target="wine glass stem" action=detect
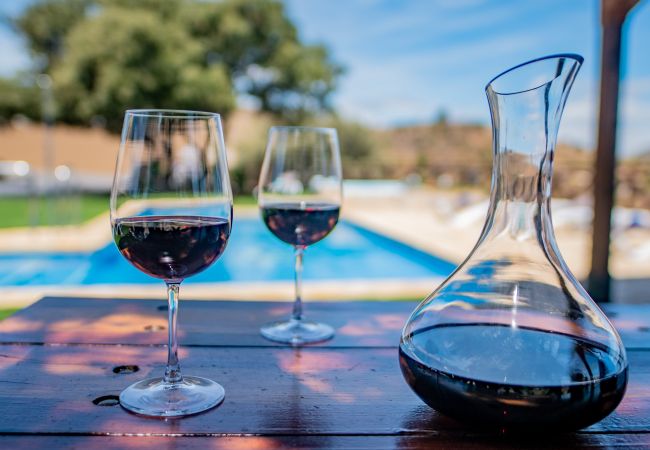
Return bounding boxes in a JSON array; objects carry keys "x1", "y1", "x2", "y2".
[
  {"x1": 164, "y1": 281, "x2": 182, "y2": 383},
  {"x1": 292, "y1": 246, "x2": 305, "y2": 321}
]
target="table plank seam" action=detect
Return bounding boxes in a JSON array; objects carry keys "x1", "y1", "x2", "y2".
[
  {"x1": 2, "y1": 341, "x2": 650, "y2": 354},
  {"x1": 0, "y1": 341, "x2": 401, "y2": 350}
]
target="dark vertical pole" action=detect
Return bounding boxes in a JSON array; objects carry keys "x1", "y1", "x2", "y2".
[{"x1": 588, "y1": 0, "x2": 639, "y2": 302}]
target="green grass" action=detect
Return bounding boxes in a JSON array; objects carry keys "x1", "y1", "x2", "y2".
[
  {"x1": 0, "y1": 308, "x2": 19, "y2": 321},
  {"x1": 0, "y1": 194, "x2": 109, "y2": 229},
  {"x1": 0, "y1": 195, "x2": 256, "y2": 229},
  {"x1": 234, "y1": 195, "x2": 256, "y2": 206}
]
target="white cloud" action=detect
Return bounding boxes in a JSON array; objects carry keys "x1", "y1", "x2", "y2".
[{"x1": 333, "y1": 28, "x2": 543, "y2": 128}]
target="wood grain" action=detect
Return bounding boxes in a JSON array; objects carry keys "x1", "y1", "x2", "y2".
[
  {"x1": 0, "y1": 297, "x2": 410, "y2": 347},
  {"x1": 0, "y1": 344, "x2": 646, "y2": 435},
  {"x1": 1, "y1": 297, "x2": 649, "y2": 448},
  {"x1": 0, "y1": 297, "x2": 647, "y2": 348}
]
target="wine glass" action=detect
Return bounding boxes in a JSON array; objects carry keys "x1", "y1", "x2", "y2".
[
  {"x1": 258, "y1": 126, "x2": 343, "y2": 345},
  {"x1": 110, "y1": 109, "x2": 232, "y2": 417}
]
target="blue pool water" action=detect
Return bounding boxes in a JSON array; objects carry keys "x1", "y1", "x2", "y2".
[{"x1": 0, "y1": 220, "x2": 456, "y2": 286}]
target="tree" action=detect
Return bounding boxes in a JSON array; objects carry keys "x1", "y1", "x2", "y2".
[
  {"x1": 433, "y1": 108, "x2": 448, "y2": 127},
  {"x1": 12, "y1": 0, "x2": 342, "y2": 129},
  {"x1": 188, "y1": 0, "x2": 343, "y2": 122},
  {"x1": 0, "y1": 77, "x2": 41, "y2": 122},
  {"x1": 13, "y1": 0, "x2": 92, "y2": 72},
  {"x1": 52, "y1": 7, "x2": 234, "y2": 130},
  {"x1": 316, "y1": 117, "x2": 381, "y2": 179}
]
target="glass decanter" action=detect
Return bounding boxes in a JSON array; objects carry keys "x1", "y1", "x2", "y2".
[{"x1": 399, "y1": 54, "x2": 628, "y2": 431}]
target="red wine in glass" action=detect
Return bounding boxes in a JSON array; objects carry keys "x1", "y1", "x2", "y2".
[
  {"x1": 399, "y1": 324, "x2": 628, "y2": 430},
  {"x1": 261, "y1": 203, "x2": 339, "y2": 247},
  {"x1": 113, "y1": 216, "x2": 230, "y2": 281}
]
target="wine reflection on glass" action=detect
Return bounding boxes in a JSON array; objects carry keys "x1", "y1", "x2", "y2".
[
  {"x1": 258, "y1": 126, "x2": 343, "y2": 345},
  {"x1": 110, "y1": 109, "x2": 233, "y2": 417}
]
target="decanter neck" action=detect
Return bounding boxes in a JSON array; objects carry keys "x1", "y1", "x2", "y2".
[
  {"x1": 482, "y1": 55, "x2": 582, "y2": 240},
  {"x1": 487, "y1": 153, "x2": 552, "y2": 239}
]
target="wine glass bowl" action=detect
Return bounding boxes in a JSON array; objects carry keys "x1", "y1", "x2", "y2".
[
  {"x1": 258, "y1": 126, "x2": 343, "y2": 345},
  {"x1": 110, "y1": 109, "x2": 232, "y2": 417},
  {"x1": 113, "y1": 215, "x2": 230, "y2": 281},
  {"x1": 261, "y1": 202, "x2": 340, "y2": 247}
]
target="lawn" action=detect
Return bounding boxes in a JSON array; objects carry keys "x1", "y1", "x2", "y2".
[
  {"x1": 0, "y1": 195, "x2": 256, "y2": 228},
  {"x1": 0, "y1": 194, "x2": 109, "y2": 229},
  {"x1": 0, "y1": 309, "x2": 18, "y2": 321}
]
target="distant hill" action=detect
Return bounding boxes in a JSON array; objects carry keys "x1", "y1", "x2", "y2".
[{"x1": 372, "y1": 121, "x2": 595, "y2": 198}]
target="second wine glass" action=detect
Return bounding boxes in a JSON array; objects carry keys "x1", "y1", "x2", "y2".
[{"x1": 258, "y1": 126, "x2": 343, "y2": 345}]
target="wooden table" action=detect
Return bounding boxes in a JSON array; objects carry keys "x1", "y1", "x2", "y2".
[{"x1": 1, "y1": 297, "x2": 649, "y2": 449}]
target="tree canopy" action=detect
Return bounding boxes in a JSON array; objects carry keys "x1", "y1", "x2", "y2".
[{"x1": 8, "y1": 0, "x2": 342, "y2": 130}]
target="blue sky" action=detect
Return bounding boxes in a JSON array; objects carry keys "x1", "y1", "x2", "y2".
[
  {"x1": 284, "y1": 0, "x2": 650, "y2": 156},
  {"x1": 1, "y1": 0, "x2": 649, "y2": 156}
]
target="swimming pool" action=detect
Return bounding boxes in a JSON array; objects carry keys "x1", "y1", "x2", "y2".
[{"x1": 0, "y1": 219, "x2": 456, "y2": 286}]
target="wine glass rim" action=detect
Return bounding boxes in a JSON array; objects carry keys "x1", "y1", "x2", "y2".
[
  {"x1": 485, "y1": 53, "x2": 583, "y2": 96},
  {"x1": 126, "y1": 109, "x2": 221, "y2": 119},
  {"x1": 270, "y1": 125, "x2": 336, "y2": 133}
]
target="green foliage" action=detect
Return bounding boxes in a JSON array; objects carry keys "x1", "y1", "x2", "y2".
[
  {"x1": 0, "y1": 309, "x2": 19, "y2": 321},
  {"x1": 0, "y1": 77, "x2": 42, "y2": 122},
  {"x1": 433, "y1": 108, "x2": 448, "y2": 127},
  {"x1": 335, "y1": 121, "x2": 375, "y2": 161},
  {"x1": 314, "y1": 118, "x2": 383, "y2": 179},
  {"x1": 11, "y1": 0, "x2": 341, "y2": 129},
  {"x1": 227, "y1": 112, "x2": 382, "y2": 193},
  {"x1": 52, "y1": 7, "x2": 234, "y2": 130},
  {"x1": 14, "y1": 0, "x2": 92, "y2": 71},
  {"x1": 181, "y1": 0, "x2": 342, "y2": 121}
]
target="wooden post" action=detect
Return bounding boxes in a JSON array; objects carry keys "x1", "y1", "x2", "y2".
[{"x1": 588, "y1": 0, "x2": 639, "y2": 302}]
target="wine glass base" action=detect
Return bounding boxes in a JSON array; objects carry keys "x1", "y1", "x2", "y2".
[
  {"x1": 260, "y1": 319, "x2": 334, "y2": 345},
  {"x1": 119, "y1": 376, "x2": 225, "y2": 418}
]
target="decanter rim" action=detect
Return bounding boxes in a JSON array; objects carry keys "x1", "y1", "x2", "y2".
[{"x1": 485, "y1": 53, "x2": 584, "y2": 96}]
